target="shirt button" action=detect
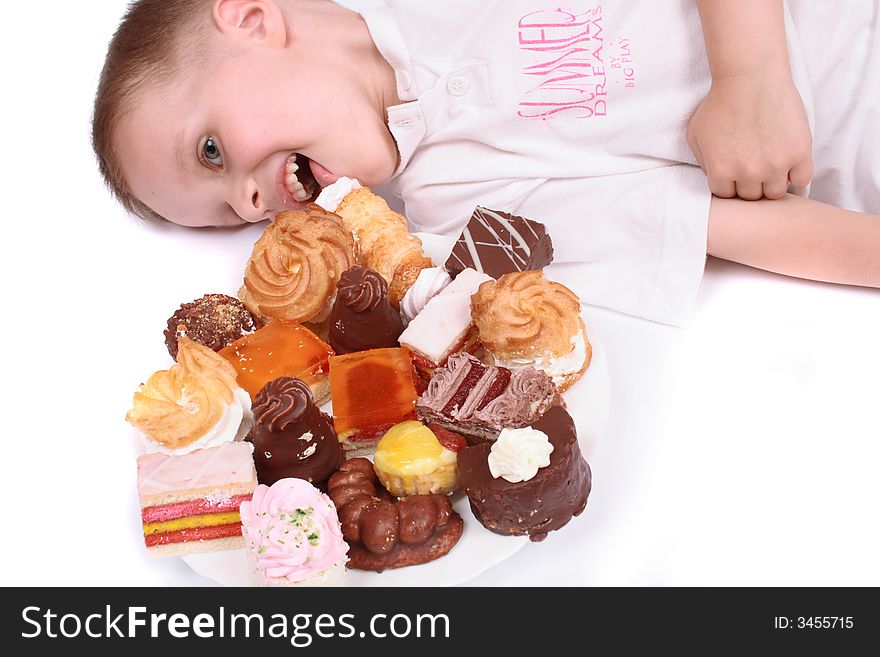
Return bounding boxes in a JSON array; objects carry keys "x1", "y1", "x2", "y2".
[
  {"x1": 447, "y1": 77, "x2": 469, "y2": 96},
  {"x1": 397, "y1": 70, "x2": 413, "y2": 92}
]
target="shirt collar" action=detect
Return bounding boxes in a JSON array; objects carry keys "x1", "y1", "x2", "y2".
[{"x1": 357, "y1": 2, "x2": 425, "y2": 178}]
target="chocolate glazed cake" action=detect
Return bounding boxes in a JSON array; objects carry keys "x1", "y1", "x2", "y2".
[
  {"x1": 458, "y1": 405, "x2": 591, "y2": 542},
  {"x1": 328, "y1": 266, "x2": 404, "y2": 355},
  {"x1": 250, "y1": 376, "x2": 343, "y2": 488}
]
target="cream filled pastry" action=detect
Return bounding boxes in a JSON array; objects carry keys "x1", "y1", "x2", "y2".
[
  {"x1": 471, "y1": 271, "x2": 591, "y2": 392},
  {"x1": 325, "y1": 184, "x2": 433, "y2": 308},
  {"x1": 126, "y1": 337, "x2": 254, "y2": 455},
  {"x1": 314, "y1": 176, "x2": 362, "y2": 212},
  {"x1": 399, "y1": 266, "x2": 453, "y2": 326}
]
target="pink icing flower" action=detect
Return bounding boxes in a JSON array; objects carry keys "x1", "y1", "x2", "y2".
[{"x1": 240, "y1": 478, "x2": 348, "y2": 582}]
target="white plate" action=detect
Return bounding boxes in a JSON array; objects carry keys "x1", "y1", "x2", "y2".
[{"x1": 182, "y1": 233, "x2": 610, "y2": 586}]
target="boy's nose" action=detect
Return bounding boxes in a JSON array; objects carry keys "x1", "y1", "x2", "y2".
[{"x1": 231, "y1": 178, "x2": 269, "y2": 223}]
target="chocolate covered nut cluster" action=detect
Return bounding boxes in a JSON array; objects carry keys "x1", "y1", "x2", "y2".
[{"x1": 327, "y1": 459, "x2": 463, "y2": 572}]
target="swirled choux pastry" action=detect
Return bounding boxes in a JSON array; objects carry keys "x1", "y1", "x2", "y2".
[
  {"x1": 239, "y1": 206, "x2": 356, "y2": 324},
  {"x1": 471, "y1": 271, "x2": 591, "y2": 392},
  {"x1": 126, "y1": 337, "x2": 254, "y2": 454},
  {"x1": 333, "y1": 187, "x2": 433, "y2": 309}
]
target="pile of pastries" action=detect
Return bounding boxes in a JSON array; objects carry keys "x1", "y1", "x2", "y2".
[{"x1": 126, "y1": 180, "x2": 593, "y2": 587}]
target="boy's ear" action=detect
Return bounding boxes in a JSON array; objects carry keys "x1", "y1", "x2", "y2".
[{"x1": 213, "y1": 0, "x2": 287, "y2": 46}]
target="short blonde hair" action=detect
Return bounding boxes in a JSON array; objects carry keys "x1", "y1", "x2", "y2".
[{"x1": 92, "y1": 0, "x2": 214, "y2": 222}]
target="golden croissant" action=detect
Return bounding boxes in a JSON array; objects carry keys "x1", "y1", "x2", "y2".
[{"x1": 334, "y1": 187, "x2": 433, "y2": 308}]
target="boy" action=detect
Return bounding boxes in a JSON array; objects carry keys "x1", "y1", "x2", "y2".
[{"x1": 93, "y1": 0, "x2": 879, "y2": 325}]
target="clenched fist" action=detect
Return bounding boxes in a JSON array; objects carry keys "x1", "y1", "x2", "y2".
[{"x1": 687, "y1": 72, "x2": 813, "y2": 201}]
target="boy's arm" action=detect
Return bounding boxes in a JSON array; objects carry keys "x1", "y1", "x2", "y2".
[
  {"x1": 687, "y1": 0, "x2": 813, "y2": 201},
  {"x1": 707, "y1": 195, "x2": 880, "y2": 288}
]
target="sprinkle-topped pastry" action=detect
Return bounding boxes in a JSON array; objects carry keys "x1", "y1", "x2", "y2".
[
  {"x1": 250, "y1": 376, "x2": 343, "y2": 488},
  {"x1": 136, "y1": 441, "x2": 257, "y2": 557},
  {"x1": 444, "y1": 207, "x2": 554, "y2": 279},
  {"x1": 164, "y1": 293, "x2": 262, "y2": 360},
  {"x1": 240, "y1": 478, "x2": 348, "y2": 587},
  {"x1": 126, "y1": 337, "x2": 254, "y2": 455},
  {"x1": 416, "y1": 353, "x2": 562, "y2": 442},
  {"x1": 328, "y1": 266, "x2": 404, "y2": 355},
  {"x1": 329, "y1": 347, "x2": 419, "y2": 455},
  {"x1": 218, "y1": 320, "x2": 333, "y2": 405}
]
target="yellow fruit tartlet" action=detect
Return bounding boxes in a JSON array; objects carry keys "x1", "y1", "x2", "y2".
[{"x1": 372, "y1": 421, "x2": 459, "y2": 496}]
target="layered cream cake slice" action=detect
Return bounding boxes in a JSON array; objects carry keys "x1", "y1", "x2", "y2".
[
  {"x1": 136, "y1": 441, "x2": 257, "y2": 557},
  {"x1": 398, "y1": 268, "x2": 493, "y2": 380}
]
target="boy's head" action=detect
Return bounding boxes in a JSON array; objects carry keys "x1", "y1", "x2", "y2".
[{"x1": 92, "y1": 0, "x2": 400, "y2": 227}]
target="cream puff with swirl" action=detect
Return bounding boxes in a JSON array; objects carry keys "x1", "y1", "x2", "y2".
[
  {"x1": 239, "y1": 206, "x2": 356, "y2": 325},
  {"x1": 126, "y1": 337, "x2": 254, "y2": 455},
  {"x1": 471, "y1": 271, "x2": 591, "y2": 392},
  {"x1": 327, "y1": 266, "x2": 404, "y2": 355},
  {"x1": 250, "y1": 376, "x2": 343, "y2": 488}
]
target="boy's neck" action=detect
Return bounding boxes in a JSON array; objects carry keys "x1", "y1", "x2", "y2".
[{"x1": 294, "y1": 0, "x2": 401, "y2": 114}]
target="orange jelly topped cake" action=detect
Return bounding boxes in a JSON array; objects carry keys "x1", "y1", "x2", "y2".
[
  {"x1": 218, "y1": 319, "x2": 333, "y2": 405},
  {"x1": 329, "y1": 347, "x2": 418, "y2": 454}
]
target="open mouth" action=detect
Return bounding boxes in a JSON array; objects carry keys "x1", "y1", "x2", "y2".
[{"x1": 281, "y1": 153, "x2": 321, "y2": 207}]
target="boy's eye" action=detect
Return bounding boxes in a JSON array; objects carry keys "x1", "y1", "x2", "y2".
[{"x1": 199, "y1": 136, "x2": 224, "y2": 169}]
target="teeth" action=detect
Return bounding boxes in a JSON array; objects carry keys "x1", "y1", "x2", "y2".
[
  {"x1": 286, "y1": 173, "x2": 303, "y2": 191},
  {"x1": 285, "y1": 155, "x2": 307, "y2": 201},
  {"x1": 284, "y1": 153, "x2": 316, "y2": 203}
]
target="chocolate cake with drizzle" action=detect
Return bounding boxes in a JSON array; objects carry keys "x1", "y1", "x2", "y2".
[{"x1": 444, "y1": 207, "x2": 554, "y2": 279}]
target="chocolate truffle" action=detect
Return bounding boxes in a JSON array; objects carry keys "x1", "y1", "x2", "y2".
[
  {"x1": 444, "y1": 207, "x2": 554, "y2": 279},
  {"x1": 165, "y1": 293, "x2": 262, "y2": 359},
  {"x1": 328, "y1": 266, "x2": 404, "y2": 355},
  {"x1": 250, "y1": 376, "x2": 343, "y2": 488},
  {"x1": 416, "y1": 353, "x2": 562, "y2": 442},
  {"x1": 458, "y1": 405, "x2": 591, "y2": 541}
]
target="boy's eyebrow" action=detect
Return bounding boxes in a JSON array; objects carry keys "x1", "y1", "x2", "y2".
[{"x1": 174, "y1": 129, "x2": 187, "y2": 173}]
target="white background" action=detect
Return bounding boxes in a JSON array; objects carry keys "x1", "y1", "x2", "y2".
[{"x1": 1, "y1": 1, "x2": 878, "y2": 587}]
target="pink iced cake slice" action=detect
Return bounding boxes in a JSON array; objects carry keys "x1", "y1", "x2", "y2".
[
  {"x1": 136, "y1": 441, "x2": 257, "y2": 558},
  {"x1": 398, "y1": 268, "x2": 493, "y2": 379}
]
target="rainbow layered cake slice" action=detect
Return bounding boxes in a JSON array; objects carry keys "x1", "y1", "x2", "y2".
[
  {"x1": 398, "y1": 268, "x2": 493, "y2": 379},
  {"x1": 136, "y1": 442, "x2": 257, "y2": 557}
]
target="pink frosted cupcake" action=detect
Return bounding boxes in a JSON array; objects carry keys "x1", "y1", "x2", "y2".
[{"x1": 240, "y1": 478, "x2": 348, "y2": 587}]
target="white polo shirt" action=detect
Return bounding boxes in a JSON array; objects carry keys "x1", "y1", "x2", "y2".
[{"x1": 355, "y1": 0, "x2": 817, "y2": 325}]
